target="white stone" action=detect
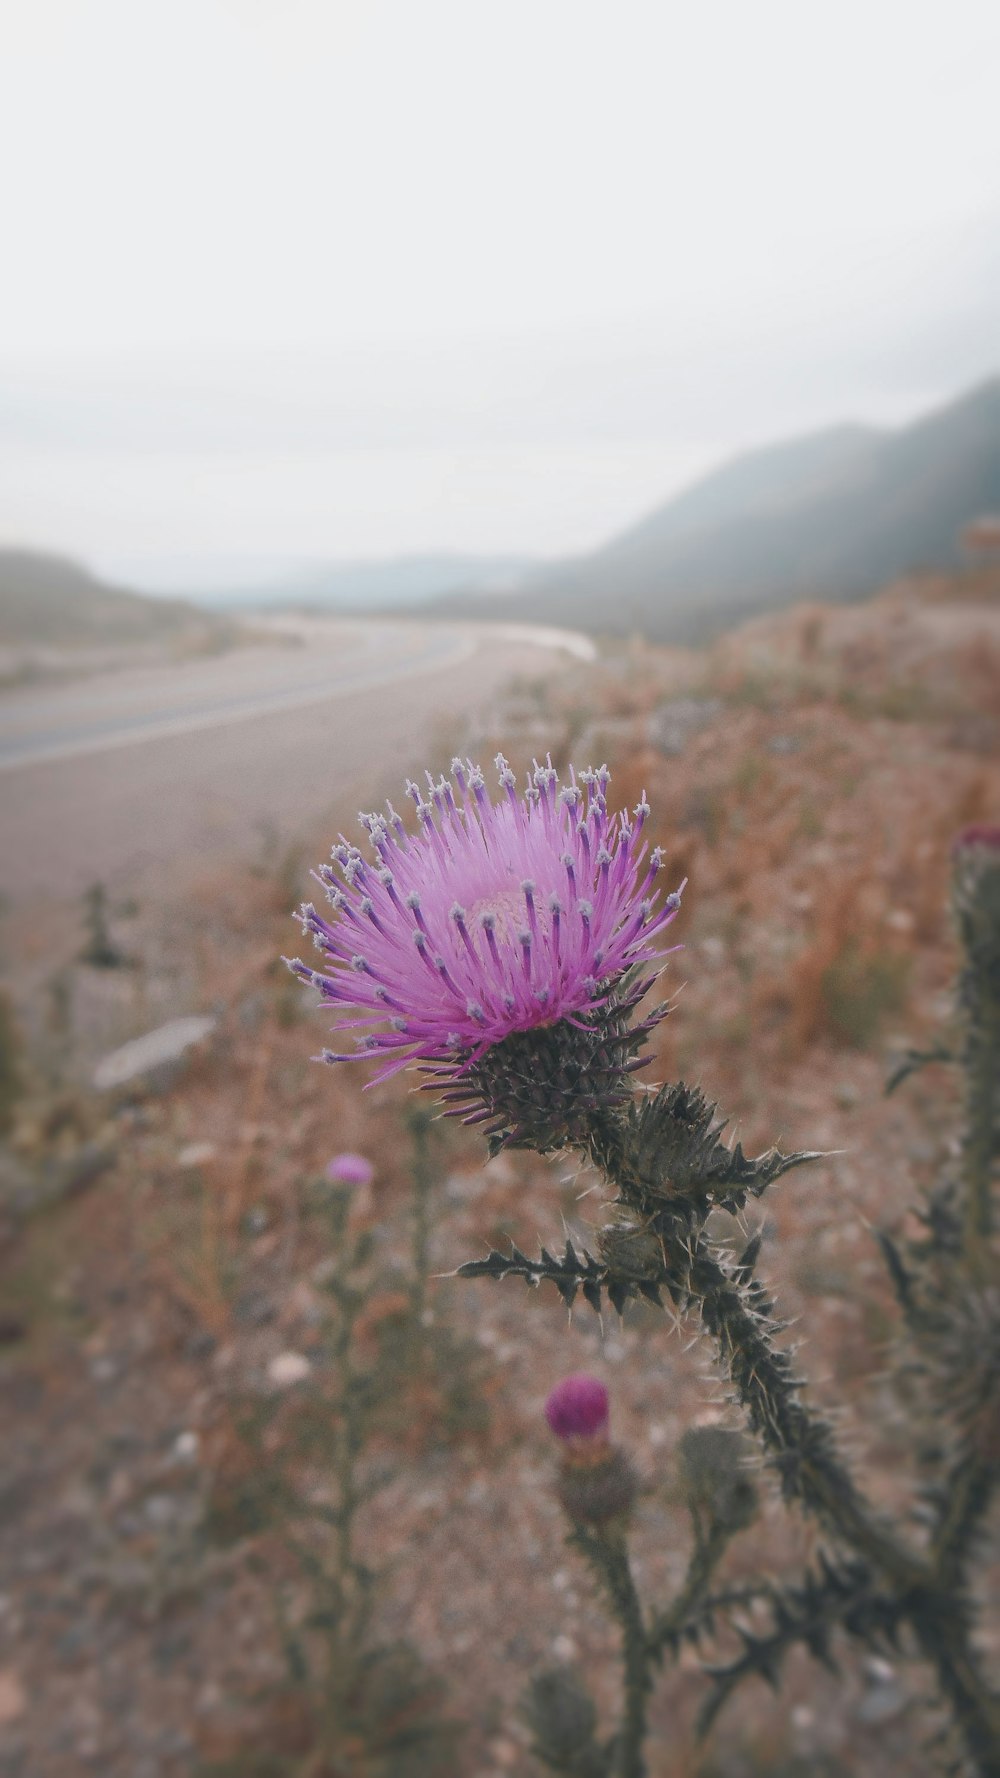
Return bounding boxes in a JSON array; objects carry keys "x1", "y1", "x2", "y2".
[
  {"x1": 93, "y1": 1017, "x2": 216, "y2": 1092},
  {"x1": 267, "y1": 1350, "x2": 311, "y2": 1386},
  {"x1": 177, "y1": 1142, "x2": 217, "y2": 1169}
]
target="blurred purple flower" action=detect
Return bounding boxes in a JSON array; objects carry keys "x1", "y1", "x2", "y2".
[
  {"x1": 545, "y1": 1373, "x2": 610, "y2": 1443},
  {"x1": 286, "y1": 756, "x2": 682, "y2": 1080},
  {"x1": 326, "y1": 1152, "x2": 374, "y2": 1186},
  {"x1": 953, "y1": 824, "x2": 1000, "y2": 855}
]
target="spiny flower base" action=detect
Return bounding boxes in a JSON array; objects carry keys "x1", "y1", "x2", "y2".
[{"x1": 423, "y1": 968, "x2": 669, "y2": 1154}]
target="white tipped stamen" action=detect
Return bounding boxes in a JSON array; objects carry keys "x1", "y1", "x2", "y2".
[{"x1": 518, "y1": 928, "x2": 532, "y2": 980}]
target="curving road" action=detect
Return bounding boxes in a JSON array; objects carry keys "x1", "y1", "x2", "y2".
[
  {"x1": 0, "y1": 617, "x2": 579, "y2": 903},
  {"x1": 0, "y1": 620, "x2": 479, "y2": 771}
]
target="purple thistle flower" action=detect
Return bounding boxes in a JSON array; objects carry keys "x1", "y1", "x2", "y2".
[
  {"x1": 326, "y1": 1152, "x2": 374, "y2": 1186},
  {"x1": 285, "y1": 756, "x2": 683, "y2": 1085},
  {"x1": 545, "y1": 1373, "x2": 610, "y2": 1442}
]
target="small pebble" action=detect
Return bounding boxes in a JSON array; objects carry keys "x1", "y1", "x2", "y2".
[
  {"x1": 177, "y1": 1142, "x2": 217, "y2": 1169},
  {"x1": 267, "y1": 1351, "x2": 311, "y2": 1386}
]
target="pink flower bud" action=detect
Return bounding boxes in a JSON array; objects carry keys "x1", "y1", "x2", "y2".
[
  {"x1": 952, "y1": 824, "x2": 1000, "y2": 856},
  {"x1": 326, "y1": 1152, "x2": 374, "y2": 1186},
  {"x1": 545, "y1": 1374, "x2": 610, "y2": 1443}
]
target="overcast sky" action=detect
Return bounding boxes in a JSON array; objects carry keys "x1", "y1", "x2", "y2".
[{"x1": 2, "y1": 0, "x2": 999, "y2": 581}]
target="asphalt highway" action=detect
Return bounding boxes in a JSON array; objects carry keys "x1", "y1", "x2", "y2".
[{"x1": 0, "y1": 618, "x2": 577, "y2": 903}]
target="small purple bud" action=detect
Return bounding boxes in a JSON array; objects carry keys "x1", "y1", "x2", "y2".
[
  {"x1": 953, "y1": 824, "x2": 1000, "y2": 855},
  {"x1": 545, "y1": 1374, "x2": 610, "y2": 1442},
  {"x1": 325, "y1": 1152, "x2": 374, "y2": 1186}
]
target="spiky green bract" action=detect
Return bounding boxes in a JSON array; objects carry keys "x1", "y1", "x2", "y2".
[
  {"x1": 587, "y1": 1079, "x2": 825, "y2": 1215},
  {"x1": 457, "y1": 1081, "x2": 820, "y2": 1316},
  {"x1": 556, "y1": 1446, "x2": 639, "y2": 1529},
  {"x1": 425, "y1": 967, "x2": 668, "y2": 1155}
]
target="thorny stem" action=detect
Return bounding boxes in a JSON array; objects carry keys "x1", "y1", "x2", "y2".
[
  {"x1": 688, "y1": 1243, "x2": 925, "y2": 1590},
  {"x1": 408, "y1": 1107, "x2": 434, "y2": 1328},
  {"x1": 932, "y1": 1448, "x2": 997, "y2": 1591},
  {"x1": 919, "y1": 1612, "x2": 1000, "y2": 1778},
  {"x1": 589, "y1": 1133, "x2": 1000, "y2": 1776},
  {"x1": 646, "y1": 1514, "x2": 734, "y2": 1663},
  {"x1": 323, "y1": 1207, "x2": 372, "y2": 1646},
  {"x1": 572, "y1": 1528, "x2": 650, "y2": 1778},
  {"x1": 961, "y1": 982, "x2": 1000, "y2": 1266}
]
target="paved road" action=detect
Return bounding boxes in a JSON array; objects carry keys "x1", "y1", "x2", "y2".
[
  {"x1": 0, "y1": 619, "x2": 476, "y2": 770},
  {"x1": 0, "y1": 618, "x2": 574, "y2": 904}
]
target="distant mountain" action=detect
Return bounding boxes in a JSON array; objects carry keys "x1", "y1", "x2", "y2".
[
  {"x1": 119, "y1": 552, "x2": 540, "y2": 612},
  {"x1": 436, "y1": 378, "x2": 1000, "y2": 641},
  {"x1": 0, "y1": 550, "x2": 200, "y2": 646}
]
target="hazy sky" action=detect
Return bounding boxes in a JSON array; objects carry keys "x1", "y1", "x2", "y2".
[{"x1": 2, "y1": 0, "x2": 999, "y2": 579}]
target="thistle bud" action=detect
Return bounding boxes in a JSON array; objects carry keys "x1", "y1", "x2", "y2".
[
  {"x1": 678, "y1": 1425, "x2": 757, "y2": 1532},
  {"x1": 545, "y1": 1375, "x2": 637, "y2": 1527},
  {"x1": 596, "y1": 1215, "x2": 663, "y2": 1280},
  {"x1": 556, "y1": 1444, "x2": 639, "y2": 1528},
  {"x1": 522, "y1": 1667, "x2": 606, "y2": 1777}
]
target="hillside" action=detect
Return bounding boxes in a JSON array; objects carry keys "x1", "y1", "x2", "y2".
[
  {"x1": 0, "y1": 550, "x2": 197, "y2": 646},
  {"x1": 438, "y1": 377, "x2": 1000, "y2": 641}
]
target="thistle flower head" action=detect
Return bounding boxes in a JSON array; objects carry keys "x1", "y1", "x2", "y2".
[{"x1": 286, "y1": 758, "x2": 683, "y2": 1098}]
